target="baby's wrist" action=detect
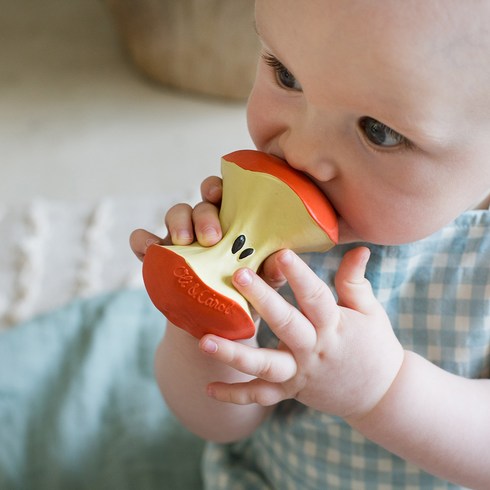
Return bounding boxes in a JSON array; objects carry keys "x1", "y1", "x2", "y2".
[{"x1": 345, "y1": 348, "x2": 406, "y2": 426}]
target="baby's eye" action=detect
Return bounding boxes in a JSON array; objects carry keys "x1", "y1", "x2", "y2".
[
  {"x1": 359, "y1": 117, "x2": 409, "y2": 148},
  {"x1": 262, "y1": 53, "x2": 302, "y2": 91}
]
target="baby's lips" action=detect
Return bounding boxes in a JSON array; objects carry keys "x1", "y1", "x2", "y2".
[{"x1": 142, "y1": 244, "x2": 256, "y2": 340}]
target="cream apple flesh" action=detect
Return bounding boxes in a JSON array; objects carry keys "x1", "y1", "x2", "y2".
[{"x1": 142, "y1": 150, "x2": 338, "y2": 340}]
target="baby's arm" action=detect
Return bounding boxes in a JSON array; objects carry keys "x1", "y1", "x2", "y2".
[
  {"x1": 130, "y1": 177, "x2": 272, "y2": 442},
  {"x1": 155, "y1": 318, "x2": 271, "y2": 442},
  {"x1": 348, "y1": 351, "x2": 490, "y2": 489}
]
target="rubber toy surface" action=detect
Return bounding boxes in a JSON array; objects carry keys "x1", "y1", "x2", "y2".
[{"x1": 142, "y1": 150, "x2": 338, "y2": 340}]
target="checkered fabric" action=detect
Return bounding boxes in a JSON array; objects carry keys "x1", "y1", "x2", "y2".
[{"x1": 203, "y1": 210, "x2": 490, "y2": 489}]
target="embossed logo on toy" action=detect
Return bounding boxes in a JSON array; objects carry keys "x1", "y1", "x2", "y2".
[{"x1": 173, "y1": 266, "x2": 235, "y2": 314}]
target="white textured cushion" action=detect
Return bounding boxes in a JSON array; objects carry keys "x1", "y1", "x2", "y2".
[{"x1": 0, "y1": 192, "x2": 198, "y2": 330}]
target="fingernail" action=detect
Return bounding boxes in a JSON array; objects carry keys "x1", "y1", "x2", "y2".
[
  {"x1": 145, "y1": 238, "x2": 158, "y2": 248},
  {"x1": 235, "y1": 268, "x2": 252, "y2": 287},
  {"x1": 201, "y1": 338, "x2": 218, "y2": 354},
  {"x1": 175, "y1": 230, "x2": 193, "y2": 244},
  {"x1": 199, "y1": 226, "x2": 220, "y2": 243},
  {"x1": 206, "y1": 385, "x2": 216, "y2": 398}
]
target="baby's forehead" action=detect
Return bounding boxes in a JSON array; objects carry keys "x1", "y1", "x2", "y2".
[
  {"x1": 367, "y1": 3, "x2": 487, "y2": 55},
  {"x1": 353, "y1": 2, "x2": 490, "y2": 119},
  {"x1": 429, "y1": 7, "x2": 490, "y2": 120}
]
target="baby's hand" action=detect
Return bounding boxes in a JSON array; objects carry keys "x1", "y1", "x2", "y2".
[
  {"x1": 199, "y1": 247, "x2": 404, "y2": 421},
  {"x1": 130, "y1": 176, "x2": 224, "y2": 260},
  {"x1": 130, "y1": 175, "x2": 288, "y2": 291},
  {"x1": 168, "y1": 176, "x2": 224, "y2": 247}
]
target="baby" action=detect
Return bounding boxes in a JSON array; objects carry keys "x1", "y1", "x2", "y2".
[{"x1": 131, "y1": 1, "x2": 490, "y2": 488}]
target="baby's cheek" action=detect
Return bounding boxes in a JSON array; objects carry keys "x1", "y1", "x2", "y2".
[
  {"x1": 246, "y1": 99, "x2": 266, "y2": 148},
  {"x1": 246, "y1": 83, "x2": 281, "y2": 151}
]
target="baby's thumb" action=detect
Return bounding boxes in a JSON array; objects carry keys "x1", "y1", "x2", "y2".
[{"x1": 335, "y1": 247, "x2": 377, "y2": 314}]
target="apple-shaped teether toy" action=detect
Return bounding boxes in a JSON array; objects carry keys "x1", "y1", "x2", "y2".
[{"x1": 143, "y1": 150, "x2": 338, "y2": 340}]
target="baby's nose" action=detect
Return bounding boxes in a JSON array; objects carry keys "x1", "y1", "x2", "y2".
[
  {"x1": 283, "y1": 149, "x2": 338, "y2": 183},
  {"x1": 279, "y1": 128, "x2": 338, "y2": 183}
]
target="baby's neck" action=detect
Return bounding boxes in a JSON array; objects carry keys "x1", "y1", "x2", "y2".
[{"x1": 473, "y1": 193, "x2": 490, "y2": 210}]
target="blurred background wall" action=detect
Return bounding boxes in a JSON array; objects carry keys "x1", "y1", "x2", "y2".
[{"x1": 0, "y1": 0, "x2": 257, "y2": 204}]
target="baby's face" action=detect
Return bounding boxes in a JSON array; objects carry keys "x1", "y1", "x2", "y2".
[{"x1": 248, "y1": 0, "x2": 490, "y2": 244}]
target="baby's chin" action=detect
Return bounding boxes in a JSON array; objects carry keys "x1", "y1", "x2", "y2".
[
  {"x1": 337, "y1": 220, "x2": 436, "y2": 247},
  {"x1": 337, "y1": 220, "x2": 365, "y2": 245},
  {"x1": 336, "y1": 219, "x2": 405, "y2": 246}
]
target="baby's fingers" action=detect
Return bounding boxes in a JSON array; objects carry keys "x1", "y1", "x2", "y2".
[
  {"x1": 197, "y1": 176, "x2": 223, "y2": 245},
  {"x1": 335, "y1": 247, "x2": 378, "y2": 314},
  {"x1": 200, "y1": 175, "x2": 222, "y2": 204},
  {"x1": 232, "y1": 268, "x2": 316, "y2": 355},
  {"x1": 129, "y1": 228, "x2": 165, "y2": 261},
  {"x1": 259, "y1": 252, "x2": 288, "y2": 291},
  {"x1": 165, "y1": 203, "x2": 195, "y2": 245},
  {"x1": 191, "y1": 201, "x2": 222, "y2": 246},
  {"x1": 207, "y1": 378, "x2": 289, "y2": 406},
  {"x1": 273, "y1": 250, "x2": 339, "y2": 329},
  {"x1": 199, "y1": 335, "x2": 297, "y2": 383},
  {"x1": 165, "y1": 201, "x2": 222, "y2": 247}
]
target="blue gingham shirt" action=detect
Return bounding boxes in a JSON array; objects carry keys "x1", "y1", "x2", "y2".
[{"x1": 203, "y1": 210, "x2": 490, "y2": 489}]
